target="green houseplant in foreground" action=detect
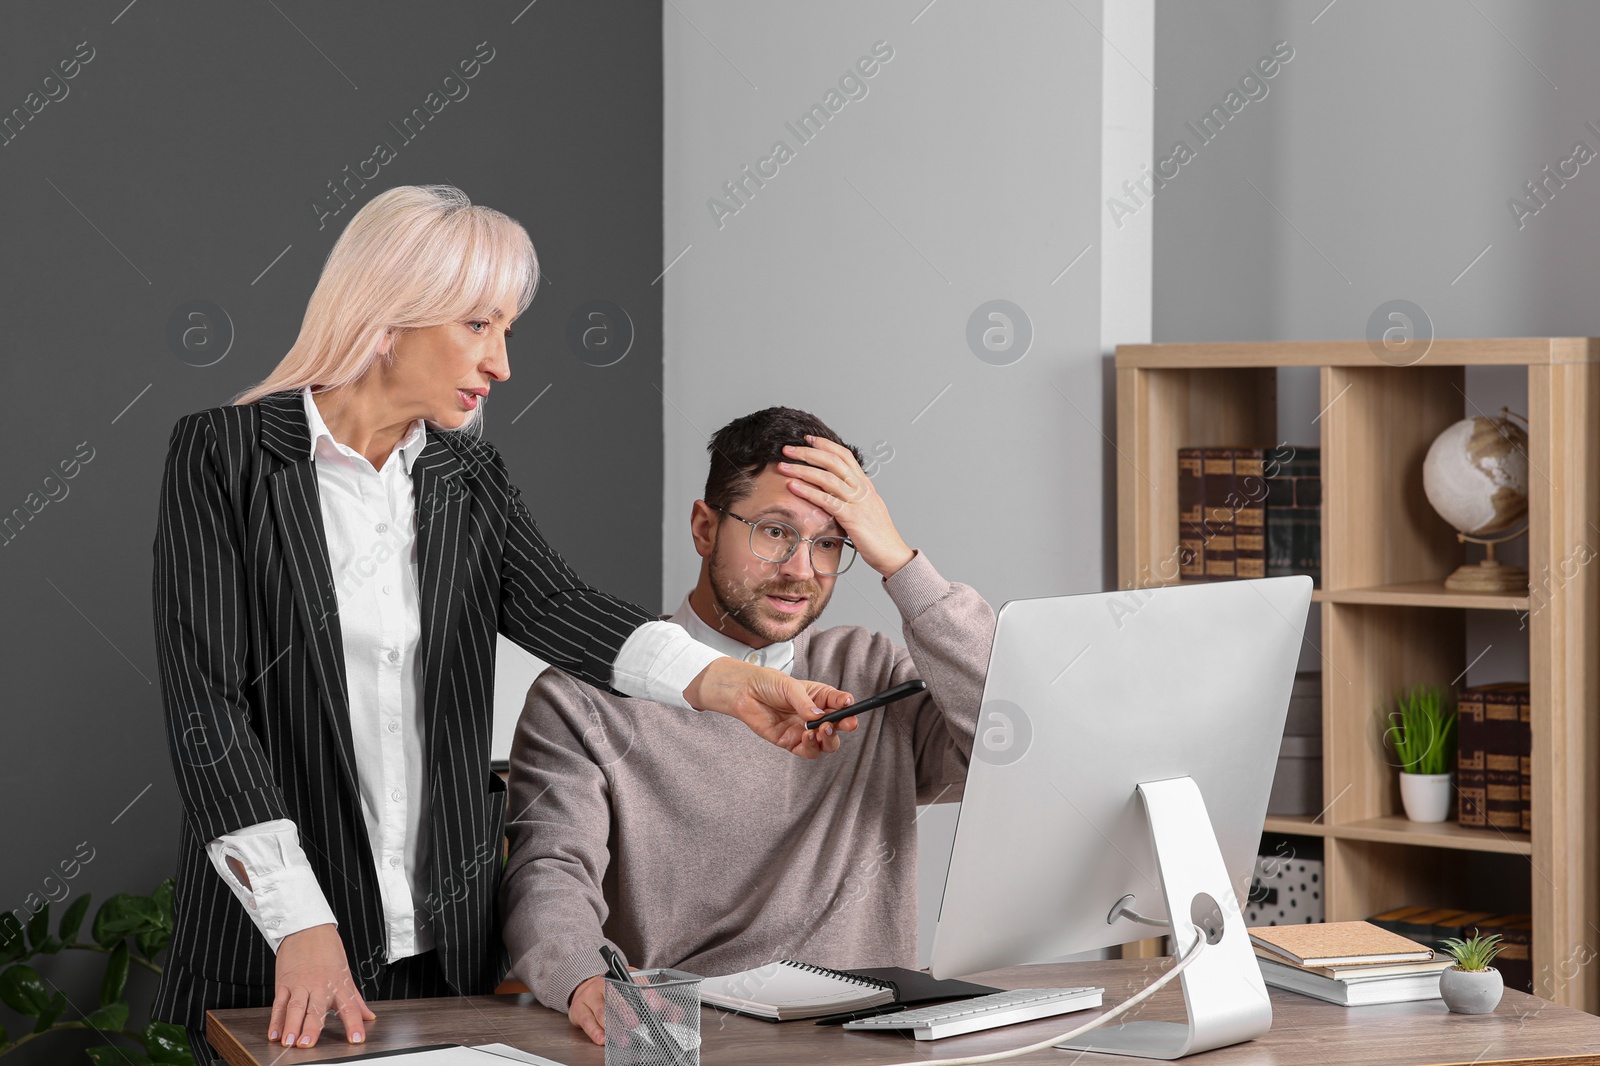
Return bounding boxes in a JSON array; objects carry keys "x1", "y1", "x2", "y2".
[
  {"x1": 1439, "y1": 930, "x2": 1506, "y2": 1014},
  {"x1": 0, "y1": 878, "x2": 193, "y2": 1064},
  {"x1": 1384, "y1": 683, "x2": 1457, "y2": 822}
]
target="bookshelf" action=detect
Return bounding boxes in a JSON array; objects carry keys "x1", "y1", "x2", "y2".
[{"x1": 1115, "y1": 338, "x2": 1600, "y2": 1011}]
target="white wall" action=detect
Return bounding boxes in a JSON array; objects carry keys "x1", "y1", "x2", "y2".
[
  {"x1": 662, "y1": 0, "x2": 1111, "y2": 963},
  {"x1": 1151, "y1": 0, "x2": 1600, "y2": 691}
]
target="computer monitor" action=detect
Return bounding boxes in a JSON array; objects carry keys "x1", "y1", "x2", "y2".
[{"x1": 929, "y1": 576, "x2": 1314, "y2": 1059}]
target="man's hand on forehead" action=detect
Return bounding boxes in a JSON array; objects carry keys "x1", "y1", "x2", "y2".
[{"x1": 778, "y1": 435, "x2": 916, "y2": 580}]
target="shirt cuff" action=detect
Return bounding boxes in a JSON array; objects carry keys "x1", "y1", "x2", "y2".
[
  {"x1": 206, "y1": 819, "x2": 339, "y2": 952},
  {"x1": 611, "y1": 620, "x2": 727, "y2": 710}
]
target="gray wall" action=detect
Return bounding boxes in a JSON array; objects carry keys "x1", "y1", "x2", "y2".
[
  {"x1": 1150, "y1": 0, "x2": 1600, "y2": 687},
  {"x1": 662, "y1": 0, "x2": 1106, "y2": 963},
  {"x1": 0, "y1": 4, "x2": 662, "y2": 1060}
]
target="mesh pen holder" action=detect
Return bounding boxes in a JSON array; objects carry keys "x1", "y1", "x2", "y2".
[{"x1": 604, "y1": 968, "x2": 703, "y2": 1066}]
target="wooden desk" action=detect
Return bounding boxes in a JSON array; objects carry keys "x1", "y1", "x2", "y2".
[{"x1": 208, "y1": 959, "x2": 1600, "y2": 1065}]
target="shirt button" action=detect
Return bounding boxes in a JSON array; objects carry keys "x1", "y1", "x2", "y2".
[
  {"x1": 387, "y1": 720, "x2": 401, "y2": 733},
  {"x1": 745, "y1": 651, "x2": 761, "y2": 664},
  {"x1": 391, "y1": 789, "x2": 404, "y2": 803},
  {"x1": 376, "y1": 522, "x2": 388, "y2": 533},
  {"x1": 382, "y1": 585, "x2": 392, "y2": 595},
  {"x1": 389, "y1": 856, "x2": 401, "y2": 868},
  {"x1": 387, "y1": 649, "x2": 400, "y2": 663}
]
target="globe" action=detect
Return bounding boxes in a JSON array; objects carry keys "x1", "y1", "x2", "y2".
[{"x1": 1422, "y1": 413, "x2": 1529, "y2": 537}]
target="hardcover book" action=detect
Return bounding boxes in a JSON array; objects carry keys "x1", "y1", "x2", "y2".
[
  {"x1": 1177, "y1": 447, "x2": 1206, "y2": 583},
  {"x1": 1202, "y1": 447, "x2": 1236, "y2": 579}
]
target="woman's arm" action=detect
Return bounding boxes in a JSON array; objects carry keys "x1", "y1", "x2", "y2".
[
  {"x1": 488, "y1": 448, "x2": 857, "y2": 756},
  {"x1": 153, "y1": 412, "x2": 371, "y2": 1048},
  {"x1": 152, "y1": 413, "x2": 289, "y2": 838}
]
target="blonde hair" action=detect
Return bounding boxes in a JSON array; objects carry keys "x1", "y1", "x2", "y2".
[{"x1": 232, "y1": 184, "x2": 538, "y2": 429}]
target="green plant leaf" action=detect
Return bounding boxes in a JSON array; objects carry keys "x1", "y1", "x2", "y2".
[
  {"x1": 143, "y1": 1019, "x2": 195, "y2": 1064},
  {"x1": 101, "y1": 942, "x2": 130, "y2": 1006},
  {"x1": 87, "y1": 1046, "x2": 155, "y2": 1066},
  {"x1": 0, "y1": 913, "x2": 24, "y2": 965},
  {"x1": 31, "y1": 989, "x2": 67, "y2": 1033},
  {"x1": 25, "y1": 905, "x2": 49, "y2": 952},
  {"x1": 85, "y1": 1002, "x2": 130, "y2": 1032},
  {"x1": 59, "y1": 894, "x2": 91, "y2": 944},
  {"x1": 0, "y1": 964, "x2": 50, "y2": 1016},
  {"x1": 93, "y1": 894, "x2": 161, "y2": 950}
]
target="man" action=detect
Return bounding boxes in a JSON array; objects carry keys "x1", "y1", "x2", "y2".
[{"x1": 499, "y1": 407, "x2": 995, "y2": 1044}]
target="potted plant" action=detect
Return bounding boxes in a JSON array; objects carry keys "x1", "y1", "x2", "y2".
[
  {"x1": 1384, "y1": 683, "x2": 1457, "y2": 822},
  {"x1": 1438, "y1": 930, "x2": 1505, "y2": 1014}
]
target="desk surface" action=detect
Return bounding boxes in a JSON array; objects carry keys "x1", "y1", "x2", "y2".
[{"x1": 208, "y1": 959, "x2": 1600, "y2": 1065}]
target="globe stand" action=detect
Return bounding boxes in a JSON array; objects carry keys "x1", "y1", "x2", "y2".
[{"x1": 1445, "y1": 528, "x2": 1528, "y2": 593}]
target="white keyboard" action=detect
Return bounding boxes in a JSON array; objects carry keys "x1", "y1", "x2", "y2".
[{"x1": 843, "y1": 986, "x2": 1104, "y2": 1040}]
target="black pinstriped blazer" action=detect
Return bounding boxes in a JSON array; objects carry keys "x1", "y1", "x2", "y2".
[{"x1": 149, "y1": 388, "x2": 655, "y2": 1032}]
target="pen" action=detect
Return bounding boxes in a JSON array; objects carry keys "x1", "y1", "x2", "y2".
[
  {"x1": 805, "y1": 679, "x2": 927, "y2": 729},
  {"x1": 599, "y1": 946, "x2": 693, "y2": 1065}
]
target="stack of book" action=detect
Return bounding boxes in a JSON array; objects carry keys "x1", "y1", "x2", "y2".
[
  {"x1": 1456, "y1": 681, "x2": 1532, "y2": 832},
  {"x1": 1369, "y1": 906, "x2": 1533, "y2": 993},
  {"x1": 1177, "y1": 445, "x2": 1320, "y2": 586},
  {"x1": 1250, "y1": 921, "x2": 1450, "y2": 1006}
]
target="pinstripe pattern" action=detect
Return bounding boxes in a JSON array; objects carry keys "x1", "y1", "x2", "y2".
[{"x1": 150, "y1": 389, "x2": 655, "y2": 1038}]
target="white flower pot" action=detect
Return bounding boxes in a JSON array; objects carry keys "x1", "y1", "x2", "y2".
[
  {"x1": 1440, "y1": 966, "x2": 1503, "y2": 1014},
  {"x1": 1399, "y1": 771, "x2": 1453, "y2": 822}
]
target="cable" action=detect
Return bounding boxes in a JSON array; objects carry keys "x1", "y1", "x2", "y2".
[{"x1": 873, "y1": 935, "x2": 1208, "y2": 1066}]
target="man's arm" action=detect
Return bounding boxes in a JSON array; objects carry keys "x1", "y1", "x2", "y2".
[
  {"x1": 778, "y1": 436, "x2": 994, "y2": 798},
  {"x1": 883, "y1": 553, "x2": 995, "y2": 799},
  {"x1": 499, "y1": 670, "x2": 628, "y2": 1018}
]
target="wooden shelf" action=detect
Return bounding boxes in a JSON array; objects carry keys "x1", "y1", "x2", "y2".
[
  {"x1": 1116, "y1": 340, "x2": 1600, "y2": 1010},
  {"x1": 1118, "y1": 337, "x2": 1600, "y2": 369},
  {"x1": 1317, "y1": 581, "x2": 1530, "y2": 611},
  {"x1": 1263, "y1": 815, "x2": 1531, "y2": 854},
  {"x1": 1263, "y1": 815, "x2": 1330, "y2": 837},
  {"x1": 1332, "y1": 816, "x2": 1532, "y2": 855}
]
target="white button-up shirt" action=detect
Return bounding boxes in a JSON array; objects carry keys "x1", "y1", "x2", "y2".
[{"x1": 205, "y1": 387, "x2": 722, "y2": 961}]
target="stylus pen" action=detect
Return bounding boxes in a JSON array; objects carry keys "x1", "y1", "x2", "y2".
[{"x1": 805, "y1": 679, "x2": 928, "y2": 729}]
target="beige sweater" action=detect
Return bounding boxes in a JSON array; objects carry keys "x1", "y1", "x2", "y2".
[{"x1": 498, "y1": 552, "x2": 994, "y2": 1011}]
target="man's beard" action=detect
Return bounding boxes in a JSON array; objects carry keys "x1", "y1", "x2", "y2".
[{"x1": 707, "y1": 550, "x2": 830, "y2": 644}]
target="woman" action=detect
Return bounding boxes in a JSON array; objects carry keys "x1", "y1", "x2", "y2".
[{"x1": 149, "y1": 184, "x2": 856, "y2": 1061}]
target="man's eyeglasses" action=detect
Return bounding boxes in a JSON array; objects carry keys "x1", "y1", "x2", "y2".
[{"x1": 711, "y1": 505, "x2": 858, "y2": 576}]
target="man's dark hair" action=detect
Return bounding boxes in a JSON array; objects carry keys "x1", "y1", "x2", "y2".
[{"x1": 703, "y1": 407, "x2": 863, "y2": 512}]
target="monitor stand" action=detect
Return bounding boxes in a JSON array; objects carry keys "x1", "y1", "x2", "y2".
[{"x1": 1057, "y1": 776, "x2": 1273, "y2": 1060}]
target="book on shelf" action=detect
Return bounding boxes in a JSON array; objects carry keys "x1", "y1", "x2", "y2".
[
  {"x1": 1177, "y1": 447, "x2": 1206, "y2": 583},
  {"x1": 1266, "y1": 445, "x2": 1320, "y2": 588},
  {"x1": 1202, "y1": 447, "x2": 1237, "y2": 579},
  {"x1": 1520, "y1": 687, "x2": 1533, "y2": 833},
  {"x1": 1458, "y1": 687, "x2": 1489, "y2": 827},
  {"x1": 1249, "y1": 920, "x2": 1434, "y2": 968},
  {"x1": 1457, "y1": 681, "x2": 1530, "y2": 832},
  {"x1": 1177, "y1": 444, "x2": 1320, "y2": 585},
  {"x1": 1233, "y1": 448, "x2": 1267, "y2": 579},
  {"x1": 1255, "y1": 955, "x2": 1443, "y2": 1006}
]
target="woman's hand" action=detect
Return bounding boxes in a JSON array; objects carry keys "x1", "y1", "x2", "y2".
[
  {"x1": 684, "y1": 658, "x2": 857, "y2": 757},
  {"x1": 269, "y1": 924, "x2": 375, "y2": 1048}
]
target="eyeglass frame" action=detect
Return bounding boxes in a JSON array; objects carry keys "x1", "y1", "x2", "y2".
[{"x1": 709, "y1": 504, "x2": 858, "y2": 575}]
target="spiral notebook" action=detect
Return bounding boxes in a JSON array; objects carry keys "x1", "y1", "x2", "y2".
[{"x1": 698, "y1": 960, "x2": 897, "y2": 1021}]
